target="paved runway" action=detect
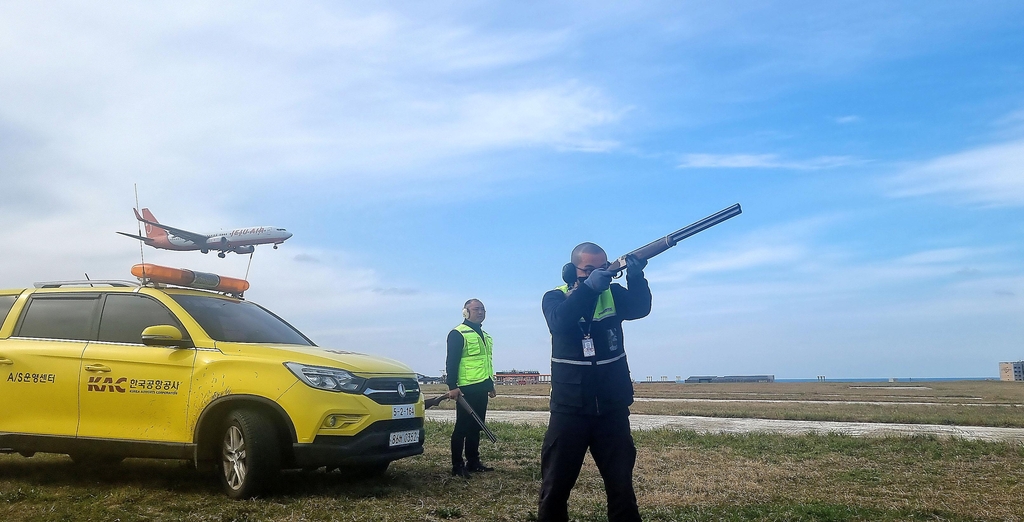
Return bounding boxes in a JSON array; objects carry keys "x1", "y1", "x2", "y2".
[
  {"x1": 490, "y1": 394, "x2": 1022, "y2": 407},
  {"x1": 425, "y1": 410, "x2": 1024, "y2": 443}
]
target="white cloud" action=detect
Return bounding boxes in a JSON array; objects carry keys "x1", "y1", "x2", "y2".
[
  {"x1": 677, "y1": 153, "x2": 859, "y2": 170},
  {"x1": 0, "y1": 1, "x2": 621, "y2": 202},
  {"x1": 835, "y1": 115, "x2": 861, "y2": 124},
  {"x1": 887, "y1": 139, "x2": 1024, "y2": 207},
  {"x1": 895, "y1": 248, "x2": 978, "y2": 266},
  {"x1": 993, "y1": 109, "x2": 1024, "y2": 129}
]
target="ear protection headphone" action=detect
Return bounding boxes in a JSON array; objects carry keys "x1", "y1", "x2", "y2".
[
  {"x1": 561, "y1": 263, "x2": 576, "y2": 285},
  {"x1": 463, "y1": 299, "x2": 479, "y2": 320}
]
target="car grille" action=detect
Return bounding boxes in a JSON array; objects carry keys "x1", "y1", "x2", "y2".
[{"x1": 361, "y1": 378, "x2": 420, "y2": 405}]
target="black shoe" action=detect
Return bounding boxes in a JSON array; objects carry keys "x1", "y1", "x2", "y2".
[
  {"x1": 467, "y1": 462, "x2": 494, "y2": 472},
  {"x1": 451, "y1": 466, "x2": 471, "y2": 479}
]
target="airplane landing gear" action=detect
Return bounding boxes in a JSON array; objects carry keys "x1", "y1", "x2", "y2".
[
  {"x1": 273, "y1": 245, "x2": 279, "y2": 250},
  {"x1": 201, "y1": 249, "x2": 209, "y2": 254},
  {"x1": 218, "y1": 252, "x2": 226, "y2": 258}
]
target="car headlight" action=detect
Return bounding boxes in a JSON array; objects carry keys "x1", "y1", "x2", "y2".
[{"x1": 285, "y1": 362, "x2": 365, "y2": 393}]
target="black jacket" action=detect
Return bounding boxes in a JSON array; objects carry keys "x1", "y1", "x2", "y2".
[{"x1": 542, "y1": 275, "x2": 651, "y2": 415}]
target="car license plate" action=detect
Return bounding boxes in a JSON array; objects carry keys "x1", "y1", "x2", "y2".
[
  {"x1": 389, "y1": 429, "x2": 419, "y2": 447},
  {"x1": 392, "y1": 405, "x2": 415, "y2": 419}
]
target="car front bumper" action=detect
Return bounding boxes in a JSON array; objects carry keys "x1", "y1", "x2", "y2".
[{"x1": 290, "y1": 417, "x2": 424, "y2": 468}]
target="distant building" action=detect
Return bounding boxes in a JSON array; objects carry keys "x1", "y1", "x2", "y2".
[
  {"x1": 495, "y1": 370, "x2": 551, "y2": 385},
  {"x1": 417, "y1": 373, "x2": 444, "y2": 385},
  {"x1": 684, "y1": 375, "x2": 775, "y2": 383},
  {"x1": 999, "y1": 361, "x2": 1024, "y2": 381}
]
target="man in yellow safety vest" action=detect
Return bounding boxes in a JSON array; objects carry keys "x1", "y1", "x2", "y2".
[{"x1": 445, "y1": 298, "x2": 496, "y2": 478}]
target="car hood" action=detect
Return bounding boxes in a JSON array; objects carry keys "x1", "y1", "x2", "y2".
[{"x1": 213, "y1": 342, "x2": 415, "y2": 375}]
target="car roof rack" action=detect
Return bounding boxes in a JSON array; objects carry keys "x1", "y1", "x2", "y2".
[{"x1": 33, "y1": 280, "x2": 141, "y2": 289}]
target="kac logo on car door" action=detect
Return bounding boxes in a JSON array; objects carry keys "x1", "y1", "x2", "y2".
[
  {"x1": 86, "y1": 377, "x2": 182, "y2": 394},
  {"x1": 88, "y1": 376, "x2": 127, "y2": 393}
]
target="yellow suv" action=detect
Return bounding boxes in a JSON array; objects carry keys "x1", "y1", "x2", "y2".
[{"x1": 0, "y1": 265, "x2": 424, "y2": 498}]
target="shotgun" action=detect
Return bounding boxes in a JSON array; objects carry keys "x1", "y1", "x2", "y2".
[
  {"x1": 457, "y1": 395, "x2": 498, "y2": 443},
  {"x1": 422, "y1": 394, "x2": 498, "y2": 443},
  {"x1": 607, "y1": 203, "x2": 742, "y2": 275},
  {"x1": 424, "y1": 394, "x2": 448, "y2": 409}
]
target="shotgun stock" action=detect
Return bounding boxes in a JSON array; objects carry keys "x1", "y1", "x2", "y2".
[{"x1": 424, "y1": 394, "x2": 448, "y2": 409}]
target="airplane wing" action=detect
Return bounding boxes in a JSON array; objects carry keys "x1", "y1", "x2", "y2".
[
  {"x1": 116, "y1": 231, "x2": 155, "y2": 244},
  {"x1": 133, "y1": 208, "x2": 209, "y2": 245}
]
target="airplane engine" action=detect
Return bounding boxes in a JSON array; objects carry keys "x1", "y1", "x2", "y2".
[
  {"x1": 206, "y1": 236, "x2": 229, "y2": 247},
  {"x1": 233, "y1": 245, "x2": 256, "y2": 254}
]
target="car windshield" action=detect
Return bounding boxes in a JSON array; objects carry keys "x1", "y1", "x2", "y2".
[{"x1": 170, "y1": 294, "x2": 313, "y2": 345}]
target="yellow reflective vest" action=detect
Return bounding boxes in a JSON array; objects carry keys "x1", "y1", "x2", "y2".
[
  {"x1": 556, "y1": 284, "x2": 617, "y2": 321},
  {"x1": 453, "y1": 323, "x2": 494, "y2": 387}
]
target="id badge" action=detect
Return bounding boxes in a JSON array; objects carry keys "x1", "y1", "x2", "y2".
[{"x1": 582, "y1": 336, "x2": 596, "y2": 357}]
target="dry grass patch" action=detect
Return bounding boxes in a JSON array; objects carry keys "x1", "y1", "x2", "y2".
[
  {"x1": 630, "y1": 430, "x2": 1024, "y2": 520},
  {"x1": 2, "y1": 423, "x2": 1022, "y2": 521}
]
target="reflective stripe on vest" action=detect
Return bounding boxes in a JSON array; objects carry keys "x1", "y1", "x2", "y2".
[
  {"x1": 551, "y1": 353, "x2": 626, "y2": 366},
  {"x1": 556, "y1": 284, "x2": 617, "y2": 321},
  {"x1": 454, "y1": 324, "x2": 494, "y2": 387}
]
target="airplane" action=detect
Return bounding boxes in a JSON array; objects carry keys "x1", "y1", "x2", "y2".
[{"x1": 117, "y1": 208, "x2": 293, "y2": 258}]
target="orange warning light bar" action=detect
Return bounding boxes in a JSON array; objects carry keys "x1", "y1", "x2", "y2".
[{"x1": 131, "y1": 264, "x2": 250, "y2": 294}]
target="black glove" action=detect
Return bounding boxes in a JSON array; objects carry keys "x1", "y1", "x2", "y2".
[
  {"x1": 625, "y1": 254, "x2": 647, "y2": 277},
  {"x1": 583, "y1": 269, "x2": 613, "y2": 292}
]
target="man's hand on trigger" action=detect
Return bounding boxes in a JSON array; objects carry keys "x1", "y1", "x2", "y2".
[
  {"x1": 625, "y1": 254, "x2": 647, "y2": 277},
  {"x1": 448, "y1": 388, "x2": 463, "y2": 400},
  {"x1": 583, "y1": 268, "x2": 613, "y2": 292}
]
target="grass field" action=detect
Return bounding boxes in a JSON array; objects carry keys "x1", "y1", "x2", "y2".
[
  {"x1": 4, "y1": 381, "x2": 1023, "y2": 521},
  {"x1": 423, "y1": 381, "x2": 1024, "y2": 427},
  {"x1": 2, "y1": 421, "x2": 1022, "y2": 521}
]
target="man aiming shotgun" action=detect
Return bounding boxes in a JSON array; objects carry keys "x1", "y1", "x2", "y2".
[{"x1": 538, "y1": 204, "x2": 741, "y2": 522}]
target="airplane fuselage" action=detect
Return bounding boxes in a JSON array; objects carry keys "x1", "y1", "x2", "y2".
[
  {"x1": 155, "y1": 226, "x2": 292, "y2": 251},
  {"x1": 119, "y1": 208, "x2": 293, "y2": 257}
]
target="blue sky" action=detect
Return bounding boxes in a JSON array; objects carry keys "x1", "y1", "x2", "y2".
[{"x1": 1, "y1": 1, "x2": 1022, "y2": 379}]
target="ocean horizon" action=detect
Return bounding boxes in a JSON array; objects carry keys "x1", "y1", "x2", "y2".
[{"x1": 774, "y1": 377, "x2": 995, "y2": 383}]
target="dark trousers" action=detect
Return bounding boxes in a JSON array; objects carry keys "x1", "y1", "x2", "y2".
[
  {"x1": 450, "y1": 382, "x2": 489, "y2": 469},
  {"x1": 537, "y1": 409, "x2": 640, "y2": 522}
]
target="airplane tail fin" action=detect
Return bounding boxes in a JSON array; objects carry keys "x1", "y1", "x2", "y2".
[{"x1": 136, "y1": 208, "x2": 167, "y2": 239}]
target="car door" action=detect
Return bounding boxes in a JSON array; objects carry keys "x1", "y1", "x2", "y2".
[
  {"x1": 78, "y1": 293, "x2": 196, "y2": 443},
  {"x1": 0, "y1": 293, "x2": 98, "y2": 436}
]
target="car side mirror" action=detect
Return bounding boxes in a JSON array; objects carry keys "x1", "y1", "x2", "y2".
[{"x1": 141, "y1": 325, "x2": 194, "y2": 348}]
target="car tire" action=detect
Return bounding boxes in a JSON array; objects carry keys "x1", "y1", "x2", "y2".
[{"x1": 218, "y1": 408, "x2": 280, "y2": 499}]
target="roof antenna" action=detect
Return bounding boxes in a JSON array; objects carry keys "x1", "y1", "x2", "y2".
[
  {"x1": 244, "y1": 250, "x2": 255, "y2": 283},
  {"x1": 85, "y1": 273, "x2": 94, "y2": 288},
  {"x1": 134, "y1": 184, "x2": 147, "y2": 282}
]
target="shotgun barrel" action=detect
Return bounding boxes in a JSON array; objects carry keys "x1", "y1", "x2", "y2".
[
  {"x1": 456, "y1": 395, "x2": 498, "y2": 443},
  {"x1": 607, "y1": 203, "x2": 742, "y2": 275}
]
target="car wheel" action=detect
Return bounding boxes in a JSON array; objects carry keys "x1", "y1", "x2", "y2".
[{"x1": 219, "y1": 408, "x2": 280, "y2": 499}]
